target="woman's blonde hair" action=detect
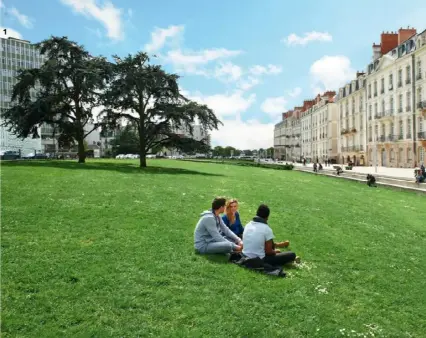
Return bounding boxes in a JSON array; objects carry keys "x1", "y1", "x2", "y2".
[{"x1": 225, "y1": 199, "x2": 238, "y2": 225}]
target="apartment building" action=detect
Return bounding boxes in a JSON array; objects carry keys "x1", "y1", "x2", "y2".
[
  {"x1": 361, "y1": 28, "x2": 426, "y2": 167},
  {"x1": 311, "y1": 92, "x2": 339, "y2": 162},
  {"x1": 336, "y1": 73, "x2": 367, "y2": 165},
  {"x1": 273, "y1": 109, "x2": 302, "y2": 161},
  {"x1": 416, "y1": 31, "x2": 426, "y2": 165},
  {"x1": 0, "y1": 37, "x2": 43, "y2": 155},
  {"x1": 274, "y1": 92, "x2": 338, "y2": 162}
]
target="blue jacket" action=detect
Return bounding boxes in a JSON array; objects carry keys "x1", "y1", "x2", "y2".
[{"x1": 222, "y1": 212, "x2": 244, "y2": 236}]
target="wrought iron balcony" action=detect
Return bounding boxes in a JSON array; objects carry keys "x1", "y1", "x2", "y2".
[
  {"x1": 376, "y1": 135, "x2": 386, "y2": 142},
  {"x1": 386, "y1": 134, "x2": 397, "y2": 142}
]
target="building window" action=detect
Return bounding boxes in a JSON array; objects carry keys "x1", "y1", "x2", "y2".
[
  {"x1": 381, "y1": 78, "x2": 385, "y2": 93},
  {"x1": 419, "y1": 147, "x2": 425, "y2": 163},
  {"x1": 374, "y1": 81, "x2": 377, "y2": 96},
  {"x1": 398, "y1": 69, "x2": 403, "y2": 87},
  {"x1": 418, "y1": 87, "x2": 423, "y2": 103},
  {"x1": 390, "y1": 149, "x2": 395, "y2": 161},
  {"x1": 407, "y1": 119, "x2": 411, "y2": 136},
  {"x1": 359, "y1": 96, "x2": 363, "y2": 111},
  {"x1": 390, "y1": 97, "x2": 394, "y2": 111},
  {"x1": 399, "y1": 148, "x2": 404, "y2": 163},
  {"x1": 368, "y1": 84, "x2": 371, "y2": 97},
  {"x1": 399, "y1": 120, "x2": 403, "y2": 137},
  {"x1": 406, "y1": 65, "x2": 411, "y2": 84},
  {"x1": 417, "y1": 60, "x2": 422, "y2": 80},
  {"x1": 381, "y1": 100, "x2": 385, "y2": 113},
  {"x1": 389, "y1": 73, "x2": 393, "y2": 89},
  {"x1": 399, "y1": 94, "x2": 403, "y2": 112},
  {"x1": 407, "y1": 92, "x2": 411, "y2": 111}
]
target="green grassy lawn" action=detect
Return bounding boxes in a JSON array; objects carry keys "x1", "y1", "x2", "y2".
[{"x1": 1, "y1": 159, "x2": 426, "y2": 337}]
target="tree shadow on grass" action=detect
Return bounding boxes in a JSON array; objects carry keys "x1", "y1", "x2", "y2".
[{"x1": 1, "y1": 160, "x2": 224, "y2": 177}]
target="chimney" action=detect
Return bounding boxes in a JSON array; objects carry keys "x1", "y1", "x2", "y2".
[
  {"x1": 380, "y1": 31, "x2": 398, "y2": 55},
  {"x1": 398, "y1": 27, "x2": 417, "y2": 45},
  {"x1": 372, "y1": 43, "x2": 382, "y2": 61}
]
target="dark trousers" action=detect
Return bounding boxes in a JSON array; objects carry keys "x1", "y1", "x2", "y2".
[{"x1": 263, "y1": 252, "x2": 296, "y2": 266}]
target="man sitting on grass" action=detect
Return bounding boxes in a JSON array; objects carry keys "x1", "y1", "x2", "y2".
[
  {"x1": 242, "y1": 204, "x2": 300, "y2": 266},
  {"x1": 194, "y1": 197, "x2": 243, "y2": 254}
]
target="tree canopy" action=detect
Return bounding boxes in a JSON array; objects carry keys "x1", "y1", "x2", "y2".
[
  {"x1": 1, "y1": 36, "x2": 110, "y2": 163},
  {"x1": 101, "y1": 52, "x2": 221, "y2": 167}
]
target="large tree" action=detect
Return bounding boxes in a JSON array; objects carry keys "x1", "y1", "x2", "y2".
[
  {"x1": 1, "y1": 36, "x2": 110, "y2": 163},
  {"x1": 102, "y1": 52, "x2": 221, "y2": 167}
]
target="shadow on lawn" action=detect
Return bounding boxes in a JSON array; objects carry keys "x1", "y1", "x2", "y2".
[{"x1": 1, "y1": 160, "x2": 224, "y2": 177}]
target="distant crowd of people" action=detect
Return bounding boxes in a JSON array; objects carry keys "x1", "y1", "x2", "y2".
[{"x1": 194, "y1": 198, "x2": 300, "y2": 267}]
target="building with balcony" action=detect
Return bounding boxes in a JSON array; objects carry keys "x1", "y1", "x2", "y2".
[
  {"x1": 274, "y1": 92, "x2": 338, "y2": 162},
  {"x1": 364, "y1": 27, "x2": 426, "y2": 167},
  {"x1": 336, "y1": 73, "x2": 367, "y2": 165},
  {"x1": 273, "y1": 109, "x2": 301, "y2": 161},
  {"x1": 415, "y1": 30, "x2": 426, "y2": 165},
  {"x1": 311, "y1": 91, "x2": 339, "y2": 163}
]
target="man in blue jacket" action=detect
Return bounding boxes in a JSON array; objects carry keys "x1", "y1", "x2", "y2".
[{"x1": 194, "y1": 197, "x2": 243, "y2": 254}]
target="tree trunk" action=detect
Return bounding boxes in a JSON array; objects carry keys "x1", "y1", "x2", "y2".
[
  {"x1": 139, "y1": 123, "x2": 147, "y2": 168},
  {"x1": 139, "y1": 153, "x2": 147, "y2": 167},
  {"x1": 77, "y1": 137, "x2": 86, "y2": 163}
]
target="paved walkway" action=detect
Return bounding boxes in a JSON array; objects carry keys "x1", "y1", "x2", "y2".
[
  {"x1": 261, "y1": 160, "x2": 417, "y2": 180},
  {"x1": 293, "y1": 162, "x2": 415, "y2": 179}
]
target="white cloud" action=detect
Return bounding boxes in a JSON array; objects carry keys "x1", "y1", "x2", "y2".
[
  {"x1": 182, "y1": 89, "x2": 255, "y2": 119},
  {"x1": 214, "y1": 62, "x2": 243, "y2": 82},
  {"x1": 0, "y1": 26, "x2": 22, "y2": 39},
  {"x1": 288, "y1": 87, "x2": 302, "y2": 98},
  {"x1": 238, "y1": 76, "x2": 260, "y2": 91},
  {"x1": 310, "y1": 55, "x2": 355, "y2": 93},
  {"x1": 8, "y1": 7, "x2": 33, "y2": 28},
  {"x1": 163, "y1": 48, "x2": 242, "y2": 75},
  {"x1": 250, "y1": 64, "x2": 282, "y2": 76},
  {"x1": 283, "y1": 31, "x2": 332, "y2": 46},
  {"x1": 180, "y1": 88, "x2": 271, "y2": 149},
  {"x1": 260, "y1": 97, "x2": 287, "y2": 117},
  {"x1": 144, "y1": 25, "x2": 184, "y2": 53},
  {"x1": 60, "y1": 0, "x2": 124, "y2": 41},
  {"x1": 211, "y1": 116, "x2": 274, "y2": 149}
]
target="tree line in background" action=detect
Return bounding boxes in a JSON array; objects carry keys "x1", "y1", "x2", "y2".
[
  {"x1": 1, "y1": 36, "x2": 220, "y2": 167},
  {"x1": 105, "y1": 126, "x2": 274, "y2": 158},
  {"x1": 211, "y1": 146, "x2": 274, "y2": 158}
]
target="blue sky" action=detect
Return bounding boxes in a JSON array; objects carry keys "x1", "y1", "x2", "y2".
[{"x1": 1, "y1": 0, "x2": 425, "y2": 149}]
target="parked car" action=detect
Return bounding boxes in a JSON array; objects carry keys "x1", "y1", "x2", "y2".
[
  {"x1": 0, "y1": 150, "x2": 20, "y2": 160},
  {"x1": 23, "y1": 152, "x2": 48, "y2": 159}
]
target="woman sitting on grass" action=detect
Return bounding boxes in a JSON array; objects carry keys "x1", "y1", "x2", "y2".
[{"x1": 222, "y1": 198, "x2": 244, "y2": 238}]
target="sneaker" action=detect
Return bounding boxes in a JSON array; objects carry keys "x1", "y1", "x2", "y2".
[{"x1": 295, "y1": 256, "x2": 301, "y2": 264}]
